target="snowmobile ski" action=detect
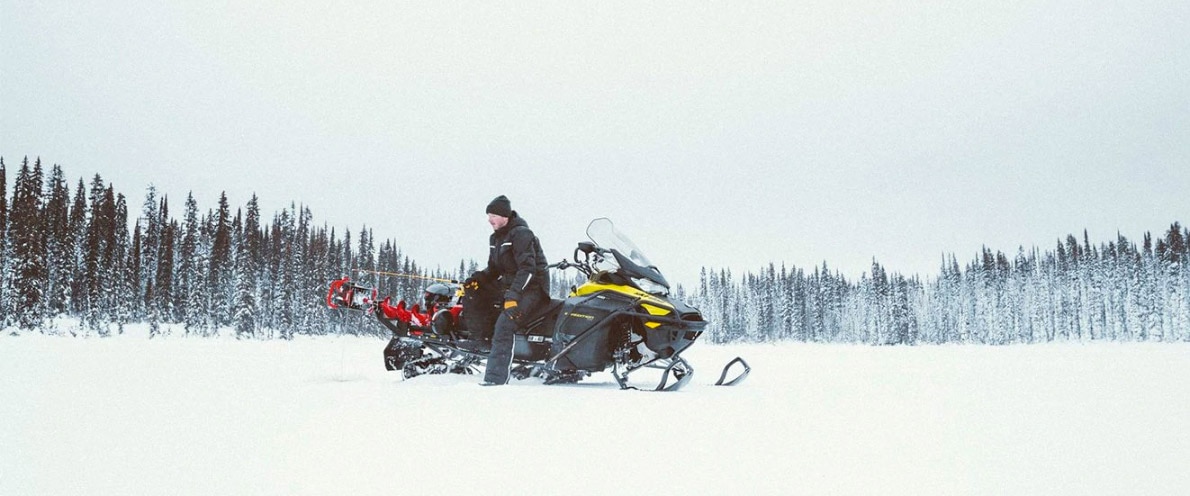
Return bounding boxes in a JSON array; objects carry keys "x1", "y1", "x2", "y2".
[{"x1": 715, "y1": 357, "x2": 751, "y2": 386}]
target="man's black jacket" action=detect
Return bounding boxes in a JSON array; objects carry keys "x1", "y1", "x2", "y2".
[{"x1": 476, "y1": 214, "x2": 549, "y2": 302}]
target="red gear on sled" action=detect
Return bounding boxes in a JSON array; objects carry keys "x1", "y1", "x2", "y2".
[
  {"x1": 327, "y1": 277, "x2": 377, "y2": 311},
  {"x1": 376, "y1": 297, "x2": 442, "y2": 328}
]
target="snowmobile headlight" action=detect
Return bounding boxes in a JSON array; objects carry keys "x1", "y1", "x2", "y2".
[{"x1": 634, "y1": 277, "x2": 668, "y2": 296}]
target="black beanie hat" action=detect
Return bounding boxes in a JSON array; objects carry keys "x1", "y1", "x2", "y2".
[{"x1": 486, "y1": 195, "x2": 512, "y2": 217}]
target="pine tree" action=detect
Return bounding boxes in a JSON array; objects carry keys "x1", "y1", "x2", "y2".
[
  {"x1": 68, "y1": 178, "x2": 88, "y2": 318},
  {"x1": 234, "y1": 195, "x2": 261, "y2": 339},
  {"x1": 155, "y1": 206, "x2": 176, "y2": 328},
  {"x1": 1163, "y1": 223, "x2": 1187, "y2": 340},
  {"x1": 210, "y1": 192, "x2": 232, "y2": 327},
  {"x1": 1, "y1": 157, "x2": 10, "y2": 327},
  {"x1": 294, "y1": 206, "x2": 313, "y2": 335},
  {"x1": 112, "y1": 193, "x2": 132, "y2": 333},
  {"x1": 139, "y1": 186, "x2": 160, "y2": 315},
  {"x1": 130, "y1": 226, "x2": 142, "y2": 321},
  {"x1": 97, "y1": 185, "x2": 120, "y2": 334},
  {"x1": 177, "y1": 193, "x2": 201, "y2": 330},
  {"x1": 276, "y1": 206, "x2": 296, "y2": 339},
  {"x1": 8, "y1": 158, "x2": 48, "y2": 330},
  {"x1": 42, "y1": 165, "x2": 72, "y2": 320},
  {"x1": 81, "y1": 175, "x2": 111, "y2": 333},
  {"x1": 197, "y1": 210, "x2": 216, "y2": 335},
  {"x1": 257, "y1": 227, "x2": 274, "y2": 335}
]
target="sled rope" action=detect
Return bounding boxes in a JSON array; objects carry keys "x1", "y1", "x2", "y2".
[{"x1": 352, "y1": 268, "x2": 458, "y2": 284}]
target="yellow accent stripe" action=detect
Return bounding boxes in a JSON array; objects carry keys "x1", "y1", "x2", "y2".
[
  {"x1": 640, "y1": 303, "x2": 671, "y2": 316},
  {"x1": 572, "y1": 282, "x2": 673, "y2": 308}
]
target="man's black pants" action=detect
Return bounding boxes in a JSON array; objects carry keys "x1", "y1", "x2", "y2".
[{"x1": 483, "y1": 286, "x2": 549, "y2": 385}]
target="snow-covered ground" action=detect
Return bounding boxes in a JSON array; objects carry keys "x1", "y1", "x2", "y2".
[{"x1": 3, "y1": 330, "x2": 1188, "y2": 495}]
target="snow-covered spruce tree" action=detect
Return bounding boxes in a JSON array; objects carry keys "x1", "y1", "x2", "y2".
[
  {"x1": 197, "y1": 209, "x2": 218, "y2": 335},
  {"x1": 791, "y1": 267, "x2": 810, "y2": 341},
  {"x1": 778, "y1": 265, "x2": 795, "y2": 341},
  {"x1": 292, "y1": 205, "x2": 312, "y2": 335},
  {"x1": 8, "y1": 158, "x2": 48, "y2": 331},
  {"x1": 138, "y1": 186, "x2": 160, "y2": 318},
  {"x1": 335, "y1": 228, "x2": 363, "y2": 335},
  {"x1": 1160, "y1": 223, "x2": 1187, "y2": 340},
  {"x1": 325, "y1": 227, "x2": 347, "y2": 336},
  {"x1": 67, "y1": 178, "x2": 88, "y2": 320},
  {"x1": 821, "y1": 263, "x2": 847, "y2": 342},
  {"x1": 1013, "y1": 247, "x2": 1039, "y2": 343},
  {"x1": 1115, "y1": 234, "x2": 1142, "y2": 341},
  {"x1": 341, "y1": 228, "x2": 352, "y2": 287},
  {"x1": 1111, "y1": 235, "x2": 1139, "y2": 341},
  {"x1": 1137, "y1": 232, "x2": 1159, "y2": 340},
  {"x1": 80, "y1": 175, "x2": 108, "y2": 333},
  {"x1": 41, "y1": 164, "x2": 72, "y2": 322},
  {"x1": 273, "y1": 205, "x2": 296, "y2": 339},
  {"x1": 111, "y1": 192, "x2": 133, "y2": 334},
  {"x1": 232, "y1": 243, "x2": 257, "y2": 339},
  {"x1": 96, "y1": 186, "x2": 120, "y2": 335},
  {"x1": 357, "y1": 225, "x2": 375, "y2": 282},
  {"x1": 306, "y1": 223, "x2": 332, "y2": 336},
  {"x1": 701, "y1": 268, "x2": 720, "y2": 343},
  {"x1": 231, "y1": 207, "x2": 243, "y2": 316},
  {"x1": 154, "y1": 213, "x2": 176, "y2": 331},
  {"x1": 1182, "y1": 225, "x2": 1190, "y2": 341},
  {"x1": 233, "y1": 195, "x2": 261, "y2": 339},
  {"x1": 375, "y1": 238, "x2": 396, "y2": 302},
  {"x1": 260, "y1": 213, "x2": 281, "y2": 335},
  {"x1": 177, "y1": 193, "x2": 202, "y2": 333},
  {"x1": 257, "y1": 223, "x2": 274, "y2": 336},
  {"x1": 129, "y1": 224, "x2": 142, "y2": 321},
  {"x1": 889, "y1": 274, "x2": 919, "y2": 345},
  {"x1": 209, "y1": 192, "x2": 233, "y2": 328},
  {"x1": 0, "y1": 157, "x2": 8, "y2": 328},
  {"x1": 399, "y1": 257, "x2": 418, "y2": 304},
  {"x1": 231, "y1": 223, "x2": 251, "y2": 339},
  {"x1": 295, "y1": 206, "x2": 315, "y2": 336}
]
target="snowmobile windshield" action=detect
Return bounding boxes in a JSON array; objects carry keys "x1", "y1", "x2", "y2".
[{"x1": 586, "y1": 218, "x2": 670, "y2": 293}]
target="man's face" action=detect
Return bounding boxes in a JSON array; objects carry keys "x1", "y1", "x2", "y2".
[{"x1": 488, "y1": 213, "x2": 509, "y2": 231}]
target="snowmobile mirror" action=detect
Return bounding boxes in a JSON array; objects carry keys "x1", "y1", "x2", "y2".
[{"x1": 577, "y1": 241, "x2": 596, "y2": 254}]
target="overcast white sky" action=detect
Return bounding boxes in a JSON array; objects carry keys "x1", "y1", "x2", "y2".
[{"x1": 3, "y1": 1, "x2": 1188, "y2": 286}]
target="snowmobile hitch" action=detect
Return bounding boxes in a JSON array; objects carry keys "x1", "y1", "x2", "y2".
[{"x1": 714, "y1": 357, "x2": 750, "y2": 386}]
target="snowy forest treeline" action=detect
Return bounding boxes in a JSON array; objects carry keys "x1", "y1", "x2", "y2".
[
  {"x1": 3, "y1": 157, "x2": 1188, "y2": 343},
  {"x1": 0, "y1": 157, "x2": 487, "y2": 338},
  {"x1": 689, "y1": 225, "x2": 1190, "y2": 344}
]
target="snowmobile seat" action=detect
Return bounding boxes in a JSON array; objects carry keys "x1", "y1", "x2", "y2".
[{"x1": 523, "y1": 298, "x2": 564, "y2": 325}]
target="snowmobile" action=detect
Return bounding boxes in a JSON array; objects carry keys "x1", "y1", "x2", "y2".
[{"x1": 327, "y1": 218, "x2": 749, "y2": 391}]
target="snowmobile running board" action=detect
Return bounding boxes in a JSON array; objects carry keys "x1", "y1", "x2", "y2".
[{"x1": 714, "y1": 357, "x2": 751, "y2": 387}]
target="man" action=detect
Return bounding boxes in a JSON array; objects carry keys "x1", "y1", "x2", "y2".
[{"x1": 468, "y1": 195, "x2": 549, "y2": 386}]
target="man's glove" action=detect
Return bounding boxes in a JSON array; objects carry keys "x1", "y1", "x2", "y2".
[
  {"x1": 464, "y1": 277, "x2": 480, "y2": 292},
  {"x1": 503, "y1": 300, "x2": 522, "y2": 321}
]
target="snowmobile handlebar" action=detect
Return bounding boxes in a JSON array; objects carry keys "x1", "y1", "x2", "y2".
[
  {"x1": 549, "y1": 245, "x2": 603, "y2": 278},
  {"x1": 548, "y1": 259, "x2": 591, "y2": 277}
]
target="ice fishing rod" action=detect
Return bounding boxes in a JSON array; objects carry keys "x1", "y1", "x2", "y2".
[{"x1": 351, "y1": 268, "x2": 458, "y2": 284}]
